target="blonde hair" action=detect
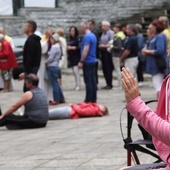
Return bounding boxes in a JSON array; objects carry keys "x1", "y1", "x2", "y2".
[{"x1": 56, "y1": 28, "x2": 64, "y2": 37}]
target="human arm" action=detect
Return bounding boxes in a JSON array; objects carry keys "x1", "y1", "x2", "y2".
[
  {"x1": 78, "y1": 45, "x2": 89, "y2": 68},
  {"x1": 142, "y1": 35, "x2": 166, "y2": 56},
  {"x1": 120, "y1": 50, "x2": 130, "y2": 67},
  {"x1": 0, "y1": 91, "x2": 33, "y2": 119},
  {"x1": 0, "y1": 42, "x2": 10, "y2": 59},
  {"x1": 122, "y1": 68, "x2": 170, "y2": 147},
  {"x1": 46, "y1": 46, "x2": 58, "y2": 64}
]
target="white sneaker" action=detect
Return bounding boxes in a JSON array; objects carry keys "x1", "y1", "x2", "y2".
[
  {"x1": 75, "y1": 86, "x2": 81, "y2": 91},
  {"x1": 138, "y1": 82, "x2": 144, "y2": 87}
]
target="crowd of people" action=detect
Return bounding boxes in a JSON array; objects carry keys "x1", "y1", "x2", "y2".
[{"x1": 0, "y1": 16, "x2": 170, "y2": 169}]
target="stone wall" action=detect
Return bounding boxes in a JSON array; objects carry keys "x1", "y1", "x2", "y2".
[{"x1": 0, "y1": 0, "x2": 170, "y2": 36}]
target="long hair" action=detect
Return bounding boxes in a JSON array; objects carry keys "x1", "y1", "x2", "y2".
[{"x1": 69, "y1": 26, "x2": 79, "y2": 40}]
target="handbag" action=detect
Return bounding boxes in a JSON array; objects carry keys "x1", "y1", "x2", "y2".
[
  {"x1": 155, "y1": 56, "x2": 167, "y2": 72},
  {"x1": 44, "y1": 67, "x2": 49, "y2": 81}
]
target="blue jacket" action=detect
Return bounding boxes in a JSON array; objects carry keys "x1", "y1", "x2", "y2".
[{"x1": 145, "y1": 33, "x2": 167, "y2": 76}]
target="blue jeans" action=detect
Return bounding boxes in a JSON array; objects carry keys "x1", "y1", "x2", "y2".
[
  {"x1": 48, "y1": 66, "x2": 65, "y2": 102},
  {"x1": 83, "y1": 62, "x2": 97, "y2": 103}
]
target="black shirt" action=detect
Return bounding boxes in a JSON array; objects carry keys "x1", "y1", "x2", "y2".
[
  {"x1": 125, "y1": 34, "x2": 138, "y2": 59},
  {"x1": 23, "y1": 34, "x2": 41, "y2": 73}
]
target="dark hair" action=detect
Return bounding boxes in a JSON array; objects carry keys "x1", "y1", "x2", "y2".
[
  {"x1": 114, "y1": 23, "x2": 122, "y2": 30},
  {"x1": 69, "y1": 26, "x2": 79, "y2": 40},
  {"x1": 26, "y1": 74, "x2": 39, "y2": 86},
  {"x1": 102, "y1": 106, "x2": 109, "y2": 116},
  {"x1": 152, "y1": 19, "x2": 165, "y2": 34},
  {"x1": 88, "y1": 19, "x2": 96, "y2": 25},
  {"x1": 26, "y1": 20, "x2": 37, "y2": 33}
]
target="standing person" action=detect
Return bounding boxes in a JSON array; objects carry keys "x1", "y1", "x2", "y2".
[
  {"x1": 38, "y1": 28, "x2": 53, "y2": 102},
  {"x1": 45, "y1": 33, "x2": 65, "y2": 105},
  {"x1": 57, "y1": 28, "x2": 68, "y2": 69},
  {"x1": 120, "y1": 24, "x2": 139, "y2": 77},
  {"x1": 111, "y1": 23, "x2": 126, "y2": 88},
  {"x1": 78, "y1": 22, "x2": 97, "y2": 103},
  {"x1": 135, "y1": 23, "x2": 145, "y2": 87},
  {"x1": 19, "y1": 20, "x2": 41, "y2": 92},
  {"x1": 142, "y1": 20, "x2": 167, "y2": 98},
  {"x1": 99, "y1": 21, "x2": 114, "y2": 89},
  {"x1": 67, "y1": 26, "x2": 81, "y2": 91},
  {"x1": 0, "y1": 27, "x2": 15, "y2": 91},
  {"x1": 0, "y1": 34, "x2": 17, "y2": 92},
  {"x1": 56, "y1": 28, "x2": 67, "y2": 87},
  {"x1": 88, "y1": 19, "x2": 99, "y2": 84}
]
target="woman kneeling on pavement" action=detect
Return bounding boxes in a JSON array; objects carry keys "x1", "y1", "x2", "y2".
[{"x1": 119, "y1": 68, "x2": 170, "y2": 170}]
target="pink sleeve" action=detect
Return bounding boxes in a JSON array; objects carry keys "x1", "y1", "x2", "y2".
[{"x1": 126, "y1": 96, "x2": 170, "y2": 147}]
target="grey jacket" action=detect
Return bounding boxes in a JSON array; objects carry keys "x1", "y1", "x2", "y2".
[{"x1": 47, "y1": 44, "x2": 61, "y2": 67}]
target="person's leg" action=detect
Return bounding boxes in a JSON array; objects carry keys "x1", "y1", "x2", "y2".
[
  {"x1": 0, "y1": 114, "x2": 46, "y2": 129},
  {"x1": 83, "y1": 63, "x2": 94, "y2": 102},
  {"x1": 137, "y1": 60, "x2": 144, "y2": 84},
  {"x1": 49, "y1": 106, "x2": 71, "y2": 120},
  {"x1": 101, "y1": 52, "x2": 107, "y2": 85},
  {"x1": 113, "y1": 57, "x2": 122, "y2": 87},
  {"x1": 101, "y1": 51, "x2": 113, "y2": 88},
  {"x1": 152, "y1": 73, "x2": 164, "y2": 99},
  {"x1": 23, "y1": 67, "x2": 39, "y2": 92},
  {"x1": 106, "y1": 52, "x2": 114, "y2": 87},
  {"x1": 48, "y1": 66, "x2": 65, "y2": 102},
  {"x1": 2, "y1": 70, "x2": 11, "y2": 92},
  {"x1": 92, "y1": 63, "x2": 97, "y2": 102},
  {"x1": 73, "y1": 66, "x2": 81, "y2": 90},
  {"x1": 125, "y1": 58, "x2": 139, "y2": 78},
  {"x1": 95, "y1": 61, "x2": 99, "y2": 84}
]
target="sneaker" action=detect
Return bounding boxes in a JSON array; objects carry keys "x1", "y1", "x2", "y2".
[
  {"x1": 75, "y1": 86, "x2": 81, "y2": 91},
  {"x1": 138, "y1": 82, "x2": 144, "y2": 87}
]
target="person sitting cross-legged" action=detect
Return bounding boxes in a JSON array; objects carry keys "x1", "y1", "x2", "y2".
[
  {"x1": 119, "y1": 68, "x2": 170, "y2": 170},
  {"x1": 0, "y1": 74, "x2": 49, "y2": 130}
]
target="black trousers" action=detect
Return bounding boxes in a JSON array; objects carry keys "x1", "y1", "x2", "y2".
[
  {"x1": 0, "y1": 114, "x2": 46, "y2": 130},
  {"x1": 23, "y1": 67, "x2": 39, "y2": 92},
  {"x1": 83, "y1": 62, "x2": 97, "y2": 103},
  {"x1": 137, "y1": 60, "x2": 144, "y2": 82},
  {"x1": 100, "y1": 50, "x2": 114, "y2": 87}
]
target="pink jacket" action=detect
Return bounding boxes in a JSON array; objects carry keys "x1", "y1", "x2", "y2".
[
  {"x1": 70, "y1": 102, "x2": 103, "y2": 119},
  {"x1": 126, "y1": 75, "x2": 170, "y2": 170}
]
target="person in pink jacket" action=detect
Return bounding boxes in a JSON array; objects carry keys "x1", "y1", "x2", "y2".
[
  {"x1": 119, "y1": 68, "x2": 170, "y2": 170},
  {"x1": 49, "y1": 102, "x2": 108, "y2": 120}
]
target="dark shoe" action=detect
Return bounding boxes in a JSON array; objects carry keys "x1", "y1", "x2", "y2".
[
  {"x1": 59, "y1": 100, "x2": 66, "y2": 104},
  {"x1": 49, "y1": 101, "x2": 60, "y2": 106},
  {"x1": 102, "y1": 85, "x2": 113, "y2": 90}
]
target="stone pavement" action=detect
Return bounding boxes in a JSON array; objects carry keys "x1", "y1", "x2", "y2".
[{"x1": 0, "y1": 69, "x2": 158, "y2": 170}]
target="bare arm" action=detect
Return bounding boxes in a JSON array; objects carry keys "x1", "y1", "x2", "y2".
[
  {"x1": 120, "y1": 50, "x2": 131, "y2": 62},
  {"x1": 80, "y1": 45, "x2": 90, "y2": 62},
  {"x1": 1, "y1": 92, "x2": 33, "y2": 119}
]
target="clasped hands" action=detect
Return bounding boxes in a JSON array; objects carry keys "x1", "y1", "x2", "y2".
[{"x1": 121, "y1": 68, "x2": 140, "y2": 104}]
